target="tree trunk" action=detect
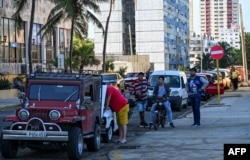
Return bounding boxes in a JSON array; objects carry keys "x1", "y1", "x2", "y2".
[
  {"x1": 28, "y1": 0, "x2": 36, "y2": 74},
  {"x1": 102, "y1": 1, "x2": 113, "y2": 73},
  {"x1": 68, "y1": 1, "x2": 77, "y2": 73}
]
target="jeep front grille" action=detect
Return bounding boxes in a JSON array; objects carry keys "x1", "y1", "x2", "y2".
[{"x1": 29, "y1": 109, "x2": 50, "y2": 122}]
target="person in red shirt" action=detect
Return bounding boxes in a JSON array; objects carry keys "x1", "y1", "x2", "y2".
[{"x1": 105, "y1": 85, "x2": 129, "y2": 144}]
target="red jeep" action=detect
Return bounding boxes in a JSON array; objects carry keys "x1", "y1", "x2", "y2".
[{"x1": 1, "y1": 72, "x2": 103, "y2": 159}]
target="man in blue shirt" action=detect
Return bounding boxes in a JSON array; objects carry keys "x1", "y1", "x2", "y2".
[
  {"x1": 149, "y1": 76, "x2": 175, "y2": 128},
  {"x1": 186, "y1": 68, "x2": 209, "y2": 127}
]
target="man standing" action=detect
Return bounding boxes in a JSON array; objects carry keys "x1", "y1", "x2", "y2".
[
  {"x1": 130, "y1": 72, "x2": 149, "y2": 127},
  {"x1": 230, "y1": 66, "x2": 240, "y2": 91},
  {"x1": 149, "y1": 76, "x2": 175, "y2": 128},
  {"x1": 186, "y1": 68, "x2": 209, "y2": 127},
  {"x1": 105, "y1": 85, "x2": 129, "y2": 144}
]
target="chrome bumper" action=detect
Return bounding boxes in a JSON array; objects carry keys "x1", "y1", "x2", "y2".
[
  {"x1": 2, "y1": 117, "x2": 68, "y2": 141},
  {"x1": 2, "y1": 130, "x2": 68, "y2": 141}
]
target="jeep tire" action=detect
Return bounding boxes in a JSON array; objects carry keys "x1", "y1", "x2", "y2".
[
  {"x1": 102, "y1": 123, "x2": 113, "y2": 143},
  {"x1": 1, "y1": 139, "x2": 18, "y2": 159},
  {"x1": 86, "y1": 123, "x2": 101, "y2": 151},
  {"x1": 67, "y1": 127, "x2": 84, "y2": 160}
]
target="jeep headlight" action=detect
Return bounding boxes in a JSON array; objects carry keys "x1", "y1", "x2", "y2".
[
  {"x1": 49, "y1": 110, "x2": 61, "y2": 121},
  {"x1": 18, "y1": 109, "x2": 30, "y2": 120},
  {"x1": 170, "y1": 91, "x2": 179, "y2": 96}
]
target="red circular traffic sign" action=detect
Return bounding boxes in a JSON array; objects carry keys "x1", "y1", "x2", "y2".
[{"x1": 210, "y1": 45, "x2": 224, "y2": 59}]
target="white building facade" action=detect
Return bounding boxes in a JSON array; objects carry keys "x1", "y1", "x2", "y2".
[
  {"x1": 200, "y1": 0, "x2": 240, "y2": 41},
  {"x1": 219, "y1": 27, "x2": 240, "y2": 49},
  {"x1": 189, "y1": 34, "x2": 217, "y2": 69},
  {"x1": 0, "y1": 0, "x2": 72, "y2": 74},
  {"x1": 94, "y1": 0, "x2": 189, "y2": 71}
]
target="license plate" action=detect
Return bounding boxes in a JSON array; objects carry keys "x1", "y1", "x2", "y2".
[{"x1": 26, "y1": 131, "x2": 46, "y2": 137}]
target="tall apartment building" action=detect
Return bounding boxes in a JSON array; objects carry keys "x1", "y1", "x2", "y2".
[
  {"x1": 0, "y1": 0, "x2": 71, "y2": 74},
  {"x1": 94, "y1": 0, "x2": 189, "y2": 71},
  {"x1": 200, "y1": 0, "x2": 239, "y2": 40}
]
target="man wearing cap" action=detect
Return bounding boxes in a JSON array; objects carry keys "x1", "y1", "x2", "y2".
[{"x1": 186, "y1": 68, "x2": 209, "y2": 127}]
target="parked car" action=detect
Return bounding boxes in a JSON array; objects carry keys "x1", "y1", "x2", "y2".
[
  {"x1": 206, "y1": 71, "x2": 226, "y2": 88},
  {"x1": 1, "y1": 72, "x2": 103, "y2": 159},
  {"x1": 148, "y1": 70, "x2": 188, "y2": 111},
  {"x1": 101, "y1": 73, "x2": 125, "y2": 90},
  {"x1": 212, "y1": 68, "x2": 231, "y2": 89},
  {"x1": 124, "y1": 72, "x2": 139, "y2": 88}
]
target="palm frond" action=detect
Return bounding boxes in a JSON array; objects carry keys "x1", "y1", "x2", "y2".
[
  {"x1": 85, "y1": 10, "x2": 104, "y2": 33},
  {"x1": 82, "y1": 0, "x2": 100, "y2": 12},
  {"x1": 12, "y1": 0, "x2": 28, "y2": 17},
  {"x1": 47, "y1": 4, "x2": 64, "y2": 21},
  {"x1": 37, "y1": 11, "x2": 64, "y2": 39}
]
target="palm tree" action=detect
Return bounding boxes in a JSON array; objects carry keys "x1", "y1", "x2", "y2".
[
  {"x1": 105, "y1": 60, "x2": 114, "y2": 72},
  {"x1": 12, "y1": 0, "x2": 36, "y2": 74},
  {"x1": 72, "y1": 37, "x2": 100, "y2": 72},
  {"x1": 102, "y1": 0, "x2": 138, "y2": 73},
  {"x1": 38, "y1": 0, "x2": 106, "y2": 73},
  {"x1": 102, "y1": 0, "x2": 115, "y2": 73},
  {"x1": 196, "y1": 53, "x2": 214, "y2": 71}
]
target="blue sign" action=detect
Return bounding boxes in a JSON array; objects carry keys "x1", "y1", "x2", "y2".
[{"x1": 10, "y1": 42, "x2": 17, "y2": 48}]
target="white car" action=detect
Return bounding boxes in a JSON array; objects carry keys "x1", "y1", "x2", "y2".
[
  {"x1": 148, "y1": 70, "x2": 188, "y2": 111},
  {"x1": 101, "y1": 85, "x2": 118, "y2": 143}
]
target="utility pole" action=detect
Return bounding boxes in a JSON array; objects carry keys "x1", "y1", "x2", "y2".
[{"x1": 240, "y1": 4, "x2": 248, "y2": 82}]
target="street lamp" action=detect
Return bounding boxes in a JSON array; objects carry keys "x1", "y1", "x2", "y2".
[{"x1": 0, "y1": 35, "x2": 7, "y2": 44}]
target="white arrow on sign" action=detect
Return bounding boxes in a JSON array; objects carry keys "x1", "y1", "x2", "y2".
[{"x1": 211, "y1": 50, "x2": 223, "y2": 55}]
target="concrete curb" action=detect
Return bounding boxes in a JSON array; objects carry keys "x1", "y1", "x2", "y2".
[{"x1": 0, "y1": 104, "x2": 19, "y2": 111}]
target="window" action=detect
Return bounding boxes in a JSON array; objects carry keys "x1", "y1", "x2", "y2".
[
  {"x1": 32, "y1": 23, "x2": 42, "y2": 63},
  {"x1": 0, "y1": 0, "x2": 2, "y2": 8},
  {"x1": 0, "y1": 18, "x2": 25, "y2": 63}
]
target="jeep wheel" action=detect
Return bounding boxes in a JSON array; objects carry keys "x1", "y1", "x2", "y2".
[
  {"x1": 1, "y1": 139, "x2": 18, "y2": 159},
  {"x1": 67, "y1": 127, "x2": 84, "y2": 160},
  {"x1": 102, "y1": 123, "x2": 113, "y2": 143},
  {"x1": 86, "y1": 123, "x2": 101, "y2": 151}
]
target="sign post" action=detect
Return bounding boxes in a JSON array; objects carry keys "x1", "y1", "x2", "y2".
[{"x1": 210, "y1": 45, "x2": 224, "y2": 106}]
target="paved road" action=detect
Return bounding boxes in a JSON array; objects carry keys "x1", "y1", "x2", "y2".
[{"x1": 0, "y1": 96, "x2": 210, "y2": 159}]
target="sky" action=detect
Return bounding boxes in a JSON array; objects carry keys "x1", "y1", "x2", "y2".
[{"x1": 193, "y1": 0, "x2": 250, "y2": 34}]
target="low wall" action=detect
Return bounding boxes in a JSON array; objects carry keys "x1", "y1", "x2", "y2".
[{"x1": 0, "y1": 89, "x2": 18, "y2": 99}]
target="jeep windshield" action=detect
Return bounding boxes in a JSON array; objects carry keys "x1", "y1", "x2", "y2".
[
  {"x1": 149, "y1": 75, "x2": 180, "y2": 88},
  {"x1": 29, "y1": 84, "x2": 79, "y2": 101}
]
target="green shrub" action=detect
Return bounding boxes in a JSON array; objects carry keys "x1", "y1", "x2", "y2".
[{"x1": 0, "y1": 78, "x2": 11, "y2": 90}]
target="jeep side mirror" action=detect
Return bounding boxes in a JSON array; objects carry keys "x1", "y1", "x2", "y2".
[
  {"x1": 18, "y1": 92, "x2": 26, "y2": 99},
  {"x1": 84, "y1": 96, "x2": 91, "y2": 104}
]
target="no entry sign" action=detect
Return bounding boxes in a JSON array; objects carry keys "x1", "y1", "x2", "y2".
[{"x1": 210, "y1": 45, "x2": 224, "y2": 59}]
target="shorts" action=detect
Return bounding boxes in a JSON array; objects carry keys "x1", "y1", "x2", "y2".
[
  {"x1": 136, "y1": 100, "x2": 147, "y2": 112},
  {"x1": 116, "y1": 104, "x2": 129, "y2": 125}
]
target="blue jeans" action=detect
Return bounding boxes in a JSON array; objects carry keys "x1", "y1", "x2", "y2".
[
  {"x1": 136, "y1": 100, "x2": 148, "y2": 112},
  {"x1": 189, "y1": 95, "x2": 201, "y2": 125},
  {"x1": 149, "y1": 100, "x2": 173, "y2": 123}
]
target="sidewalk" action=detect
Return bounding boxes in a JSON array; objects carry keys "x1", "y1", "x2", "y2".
[
  {"x1": 0, "y1": 97, "x2": 20, "y2": 111},
  {"x1": 108, "y1": 87, "x2": 250, "y2": 160}
]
